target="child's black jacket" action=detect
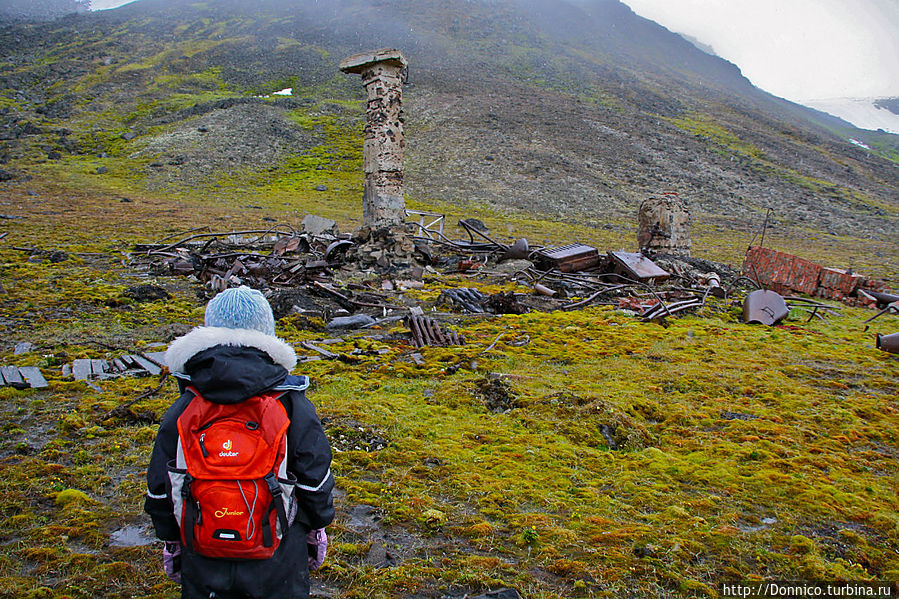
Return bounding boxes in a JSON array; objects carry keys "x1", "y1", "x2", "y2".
[{"x1": 144, "y1": 327, "x2": 334, "y2": 598}]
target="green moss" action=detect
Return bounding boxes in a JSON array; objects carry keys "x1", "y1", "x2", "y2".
[{"x1": 53, "y1": 489, "x2": 92, "y2": 507}]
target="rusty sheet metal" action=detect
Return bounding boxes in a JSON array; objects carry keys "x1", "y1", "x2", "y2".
[
  {"x1": 406, "y1": 315, "x2": 465, "y2": 348},
  {"x1": 608, "y1": 251, "x2": 670, "y2": 282},
  {"x1": 536, "y1": 243, "x2": 600, "y2": 273},
  {"x1": 876, "y1": 333, "x2": 899, "y2": 354},
  {"x1": 743, "y1": 289, "x2": 789, "y2": 325}
]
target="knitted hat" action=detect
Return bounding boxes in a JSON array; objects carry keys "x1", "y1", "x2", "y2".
[{"x1": 204, "y1": 286, "x2": 276, "y2": 336}]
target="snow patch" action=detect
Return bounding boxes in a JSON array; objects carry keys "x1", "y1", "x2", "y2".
[
  {"x1": 272, "y1": 88, "x2": 293, "y2": 96},
  {"x1": 803, "y1": 97, "x2": 899, "y2": 134},
  {"x1": 848, "y1": 139, "x2": 871, "y2": 150}
]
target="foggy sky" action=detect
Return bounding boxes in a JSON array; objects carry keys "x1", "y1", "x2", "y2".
[
  {"x1": 90, "y1": 0, "x2": 899, "y2": 103},
  {"x1": 621, "y1": 0, "x2": 899, "y2": 102}
]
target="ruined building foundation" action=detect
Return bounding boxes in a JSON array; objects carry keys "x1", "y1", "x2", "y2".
[
  {"x1": 339, "y1": 49, "x2": 408, "y2": 228},
  {"x1": 637, "y1": 192, "x2": 692, "y2": 256}
]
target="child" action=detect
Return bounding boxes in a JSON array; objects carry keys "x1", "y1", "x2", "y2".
[{"x1": 144, "y1": 286, "x2": 334, "y2": 598}]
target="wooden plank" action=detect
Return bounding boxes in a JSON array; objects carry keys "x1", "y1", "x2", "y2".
[
  {"x1": 119, "y1": 355, "x2": 138, "y2": 369},
  {"x1": 72, "y1": 359, "x2": 92, "y2": 381},
  {"x1": 131, "y1": 354, "x2": 162, "y2": 376},
  {"x1": 0, "y1": 366, "x2": 27, "y2": 389},
  {"x1": 61, "y1": 364, "x2": 72, "y2": 378},
  {"x1": 90, "y1": 359, "x2": 108, "y2": 376},
  {"x1": 18, "y1": 367, "x2": 48, "y2": 389},
  {"x1": 300, "y1": 341, "x2": 339, "y2": 360},
  {"x1": 112, "y1": 358, "x2": 127, "y2": 372},
  {"x1": 144, "y1": 351, "x2": 167, "y2": 366}
]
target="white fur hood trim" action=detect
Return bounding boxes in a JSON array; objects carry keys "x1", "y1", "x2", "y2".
[{"x1": 165, "y1": 327, "x2": 297, "y2": 373}]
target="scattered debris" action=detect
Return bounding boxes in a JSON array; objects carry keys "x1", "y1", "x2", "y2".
[
  {"x1": 125, "y1": 284, "x2": 170, "y2": 302},
  {"x1": 406, "y1": 314, "x2": 465, "y2": 348},
  {"x1": 440, "y1": 287, "x2": 487, "y2": 313},
  {"x1": 99, "y1": 372, "x2": 169, "y2": 424},
  {"x1": 476, "y1": 375, "x2": 519, "y2": 413},
  {"x1": 468, "y1": 590, "x2": 522, "y2": 599},
  {"x1": 326, "y1": 314, "x2": 377, "y2": 330},
  {"x1": 13, "y1": 246, "x2": 69, "y2": 263},
  {"x1": 866, "y1": 290, "x2": 899, "y2": 308},
  {"x1": 69, "y1": 351, "x2": 166, "y2": 381},
  {"x1": 535, "y1": 243, "x2": 599, "y2": 273},
  {"x1": 302, "y1": 214, "x2": 338, "y2": 236},
  {"x1": 743, "y1": 290, "x2": 789, "y2": 326},
  {"x1": 323, "y1": 419, "x2": 389, "y2": 452},
  {"x1": 743, "y1": 246, "x2": 889, "y2": 304},
  {"x1": 609, "y1": 251, "x2": 670, "y2": 283}
]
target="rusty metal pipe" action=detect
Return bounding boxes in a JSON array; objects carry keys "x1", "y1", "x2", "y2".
[{"x1": 876, "y1": 333, "x2": 899, "y2": 354}]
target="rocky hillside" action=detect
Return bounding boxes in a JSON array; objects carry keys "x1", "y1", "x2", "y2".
[{"x1": 0, "y1": 0, "x2": 897, "y2": 245}]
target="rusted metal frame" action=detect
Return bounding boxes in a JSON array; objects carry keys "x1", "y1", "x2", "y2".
[
  {"x1": 405, "y1": 209, "x2": 445, "y2": 239},
  {"x1": 785, "y1": 296, "x2": 842, "y2": 309},
  {"x1": 148, "y1": 229, "x2": 296, "y2": 256},
  {"x1": 411, "y1": 234, "x2": 497, "y2": 253},
  {"x1": 458, "y1": 219, "x2": 510, "y2": 251},
  {"x1": 642, "y1": 298, "x2": 703, "y2": 321},
  {"x1": 784, "y1": 297, "x2": 841, "y2": 317},
  {"x1": 862, "y1": 302, "x2": 899, "y2": 324},
  {"x1": 247, "y1": 224, "x2": 298, "y2": 244},
  {"x1": 312, "y1": 281, "x2": 402, "y2": 310},
  {"x1": 602, "y1": 273, "x2": 673, "y2": 318},
  {"x1": 153, "y1": 226, "x2": 212, "y2": 245},
  {"x1": 200, "y1": 252, "x2": 268, "y2": 261},
  {"x1": 561, "y1": 284, "x2": 630, "y2": 311},
  {"x1": 789, "y1": 306, "x2": 829, "y2": 323}
]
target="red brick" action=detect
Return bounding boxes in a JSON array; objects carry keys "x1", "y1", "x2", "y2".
[
  {"x1": 820, "y1": 268, "x2": 863, "y2": 294},
  {"x1": 743, "y1": 246, "x2": 821, "y2": 295}
]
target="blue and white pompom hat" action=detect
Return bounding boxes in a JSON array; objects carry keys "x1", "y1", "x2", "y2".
[{"x1": 203, "y1": 285, "x2": 276, "y2": 336}]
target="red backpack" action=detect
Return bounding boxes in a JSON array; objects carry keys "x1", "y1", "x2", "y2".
[{"x1": 167, "y1": 387, "x2": 296, "y2": 559}]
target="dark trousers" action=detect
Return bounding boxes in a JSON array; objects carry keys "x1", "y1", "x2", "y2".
[{"x1": 180, "y1": 524, "x2": 310, "y2": 599}]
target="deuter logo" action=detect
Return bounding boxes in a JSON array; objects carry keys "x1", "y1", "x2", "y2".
[
  {"x1": 219, "y1": 439, "x2": 239, "y2": 457},
  {"x1": 214, "y1": 507, "x2": 245, "y2": 518}
]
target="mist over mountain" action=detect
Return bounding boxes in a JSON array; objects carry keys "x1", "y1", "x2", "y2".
[{"x1": 1, "y1": 0, "x2": 896, "y2": 242}]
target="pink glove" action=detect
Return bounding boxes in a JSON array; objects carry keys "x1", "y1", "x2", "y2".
[
  {"x1": 306, "y1": 528, "x2": 327, "y2": 571},
  {"x1": 163, "y1": 541, "x2": 181, "y2": 584}
]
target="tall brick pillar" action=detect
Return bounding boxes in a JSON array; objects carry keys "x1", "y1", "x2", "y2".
[{"x1": 339, "y1": 48, "x2": 408, "y2": 228}]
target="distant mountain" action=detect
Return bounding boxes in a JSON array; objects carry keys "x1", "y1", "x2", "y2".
[
  {"x1": 803, "y1": 97, "x2": 899, "y2": 134},
  {"x1": 0, "y1": 0, "x2": 88, "y2": 20},
  {"x1": 0, "y1": 0, "x2": 896, "y2": 242},
  {"x1": 678, "y1": 33, "x2": 717, "y2": 57}
]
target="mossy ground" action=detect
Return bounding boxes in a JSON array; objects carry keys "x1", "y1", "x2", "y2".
[{"x1": 1, "y1": 153, "x2": 897, "y2": 599}]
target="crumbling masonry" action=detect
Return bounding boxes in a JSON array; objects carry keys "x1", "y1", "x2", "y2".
[
  {"x1": 340, "y1": 49, "x2": 408, "y2": 227},
  {"x1": 637, "y1": 192, "x2": 691, "y2": 256}
]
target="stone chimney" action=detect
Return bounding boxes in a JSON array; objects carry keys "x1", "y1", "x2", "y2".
[
  {"x1": 339, "y1": 48, "x2": 408, "y2": 228},
  {"x1": 637, "y1": 192, "x2": 692, "y2": 256}
]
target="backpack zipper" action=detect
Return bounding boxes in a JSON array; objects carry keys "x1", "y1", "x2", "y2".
[{"x1": 199, "y1": 433, "x2": 209, "y2": 458}]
